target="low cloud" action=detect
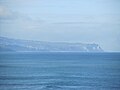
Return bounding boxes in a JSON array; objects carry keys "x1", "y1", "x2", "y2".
[
  {"x1": 0, "y1": 6, "x2": 13, "y2": 17},
  {"x1": 0, "y1": 5, "x2": 45, "y2": 31},
  {"x1": 0, "y1": 5, "x2": 18, "y2": 21}
]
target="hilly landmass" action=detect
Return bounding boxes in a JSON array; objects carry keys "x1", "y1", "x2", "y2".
[{"x1": 0, "y1": 37, "x2": 103, "y2": 52}]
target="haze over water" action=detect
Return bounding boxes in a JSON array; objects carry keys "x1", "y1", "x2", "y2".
[{"x1": 0, "y1": 0, "x2": 120, "y2": 90}]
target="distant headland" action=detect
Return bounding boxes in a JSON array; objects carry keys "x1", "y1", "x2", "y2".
[{"x1": 0, "y1": 37, "x2": 103, "y2": 52}]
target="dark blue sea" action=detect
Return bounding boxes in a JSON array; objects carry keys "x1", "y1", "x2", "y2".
[{"x1": 0, "y1": 52, "x2": 120, "y2": 90}]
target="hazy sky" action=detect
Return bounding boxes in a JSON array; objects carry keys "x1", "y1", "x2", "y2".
[{"x1": 0, "y1": 0, "x2": 120, "y2": 51}]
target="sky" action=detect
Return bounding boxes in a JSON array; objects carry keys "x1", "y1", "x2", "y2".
[{"x1": 0, "y1": 0, "x2": 120, "y2": 51}]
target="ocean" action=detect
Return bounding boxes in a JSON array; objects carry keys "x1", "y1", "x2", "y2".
[{"x1": 0, "y1": 52, "x2": 120, "y2": 90}]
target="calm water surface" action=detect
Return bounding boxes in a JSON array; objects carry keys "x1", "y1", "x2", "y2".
[{"x1": 0, "y1": 52, "x2": 120, "y2": 90}]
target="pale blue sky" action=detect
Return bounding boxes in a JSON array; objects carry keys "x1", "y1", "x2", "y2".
[{"x1": 0, "y1": 0, "x2": 120, "y2": 51}]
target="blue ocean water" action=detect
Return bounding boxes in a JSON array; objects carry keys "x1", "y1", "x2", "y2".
[{"x1": 0, "y1": 52, "x2": 120, "y2": 90}]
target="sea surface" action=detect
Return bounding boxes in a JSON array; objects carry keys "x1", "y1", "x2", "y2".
[{"x1": 0, "y1": 52, "x2": 120, "y2": 90}]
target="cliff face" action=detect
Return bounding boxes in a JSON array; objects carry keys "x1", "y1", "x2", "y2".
[{"x1": 0, "y1": 37, "x2": 103, "y2": 52}]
